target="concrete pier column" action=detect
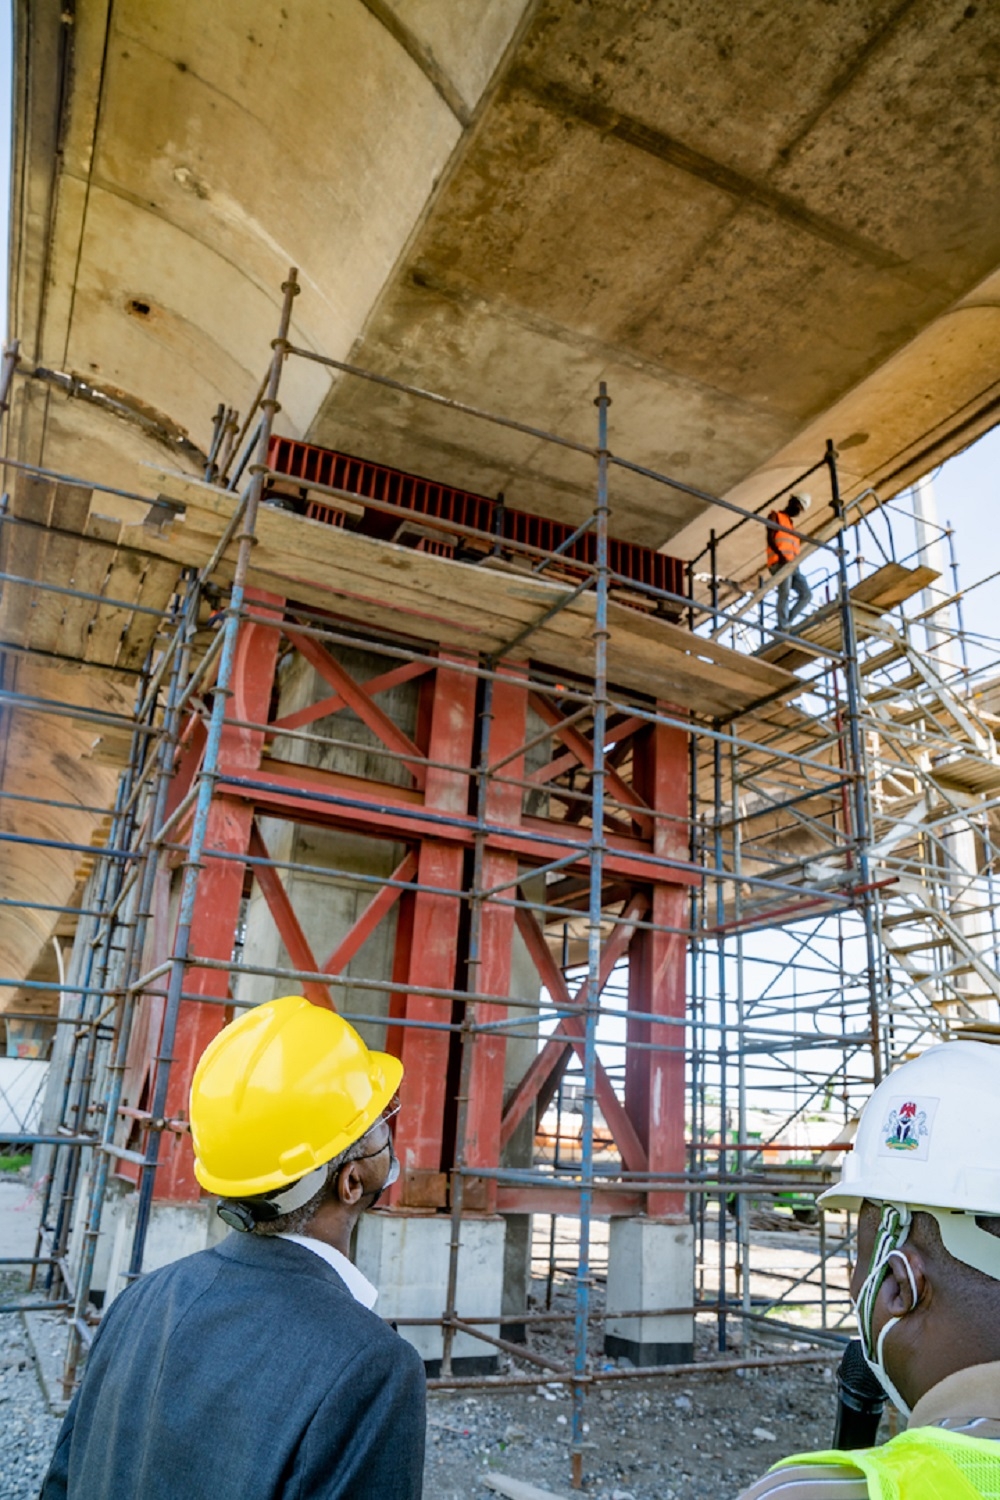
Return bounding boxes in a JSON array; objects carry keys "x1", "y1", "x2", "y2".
[
  {"x1": 355, "y1": 1211, "x2": 506, "y2": 1375},
  {"x1": 604, "y1": 1217, "x2": 694, "y2": 1366}
]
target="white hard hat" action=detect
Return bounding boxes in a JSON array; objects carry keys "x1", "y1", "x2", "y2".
[
  {"x1": 820, "y1": 1041, "x2": 1000, "y2": 1277},
  {"x1": 789, "y1": 491, "x2": 812, "y2": 511}
]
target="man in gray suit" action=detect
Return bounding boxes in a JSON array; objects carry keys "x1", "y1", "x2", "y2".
[{"x1": 40, "y1": 995, "x2": 426, "y2": 1499}]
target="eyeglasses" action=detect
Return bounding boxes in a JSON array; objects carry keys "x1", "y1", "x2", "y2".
[{"x1": 351, "y1": 1098, "x2": 401, "y2": 1165}]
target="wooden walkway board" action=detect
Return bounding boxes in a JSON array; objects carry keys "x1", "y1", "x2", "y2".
[
  {"x1": 930, "y1": 754, "x2": 1000, "y2": 796},
  {"x1": 756, "y1": 562, "x2": 941, "y2": 671},
  {"x1": 141, "y1": 470, "x2": 798, "y2": 719}
]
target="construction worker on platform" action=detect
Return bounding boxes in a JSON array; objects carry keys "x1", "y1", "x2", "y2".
[
  {"x1": 739, "y1": 1039, "x2": 1000, "y2": 1499},
  {"x1": 40, "y1": 995, "x2": 426, "y2": 1500},
  {"x1": 767, "y1": 491, "x2": 812, "y2": 632}
]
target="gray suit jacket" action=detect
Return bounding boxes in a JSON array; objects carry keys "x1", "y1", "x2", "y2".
[{"x1": 40, "y1": 1233, "x2": 426, "y2": 1499}]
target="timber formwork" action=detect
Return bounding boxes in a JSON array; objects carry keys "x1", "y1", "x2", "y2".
[{"x1": 2, "y1": 274, "x2": 999, "y2": 1488}]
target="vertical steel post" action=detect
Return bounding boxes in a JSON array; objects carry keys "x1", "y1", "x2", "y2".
[
  {"x1": 826, "y1": 439, "x2": 882, "y2": 1082},
  {"x1": 687, "y1": 729, "x2": 700, "y2": 1237},
  {"x1": 37, "y1": 764, "x2": 133, "y2": 1291},
  {"x1": 204, "y1": 403, "x2": 227, "y2": 482},
  {"x1": 127, "y1": 271, "x2": 299, "y2": 1273},
  {"x1": 730, "y1": 729, "x2": 750, "y2": 1321},
  {"x1": 0, "y1": 340, "x2": 20, "y2": 417},
  {"x1": 570, "y1": 382, "x2": 610, "y2": 1490},
  {"x1": 713, "y1": 721, "x2": 727, "y2": 1350},
  {"x1": 709, "y1": 529, "x2": 719, "y2": 631},
  {"x1": 945, "y1": 524, "x2": 969, "y2": 675},
  {"x1": 441, "y1": 664, "x2": 495, "y2": 1377}
]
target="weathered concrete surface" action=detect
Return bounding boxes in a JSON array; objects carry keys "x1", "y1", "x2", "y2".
[
  {"x1": 4, "y1": 0, "x2": 1000, "y2": 998},
  {"x1": 312, "y1": 0, "x2": 1000, "y2": 575},
  {"x1": 10, "y1": 0, "x2": 1000, "y2": 564}
]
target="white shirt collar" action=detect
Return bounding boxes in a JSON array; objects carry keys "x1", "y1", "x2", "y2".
[{"x1": 277, "y1": 1233, "x2": 378, "y2": 1310}]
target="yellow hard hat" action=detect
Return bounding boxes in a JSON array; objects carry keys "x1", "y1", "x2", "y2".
[{"x1": 189, "y1": 995, "x2": 403, "y2": 1198}]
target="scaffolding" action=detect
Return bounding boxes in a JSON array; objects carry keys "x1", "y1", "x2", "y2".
[{"x1": 2, "y1": 270, "x2": 998, "y2": 1488}]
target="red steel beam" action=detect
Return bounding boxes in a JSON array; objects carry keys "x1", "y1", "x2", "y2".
[
  {"x1": 390, "y1": 657, "x2": 476, "y2": 1204},
  {"x1": 497, "y1": 1185, "x2": 645, "y2": 1216},
  {"x1": 219, "y1": 761, "x2": 698, "y2": 886},
  {"x1": 627, "y1": 710, "x2": 690, "y2": 1217}
]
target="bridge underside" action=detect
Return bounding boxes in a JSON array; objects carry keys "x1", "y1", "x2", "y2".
[{"x1": 4, "y1": 0, "x2": 1000, "y2": 1001}]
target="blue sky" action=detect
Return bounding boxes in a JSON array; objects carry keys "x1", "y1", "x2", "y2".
[{"x1": 929, "y1": 427, "x2": 1000, "y2": 655}]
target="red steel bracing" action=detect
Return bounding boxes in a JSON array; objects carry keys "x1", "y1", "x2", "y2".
[
  {"x1": 270, "y1": 659, "x2": 435, "y2": 734},
  {"x1": 501, "y1": 899, "x2": 650, "y2": 1172},
  {"x1": 136, "y1": 593, "x2": 691, "y2": 1216},
  {"x1": 528, "y1": 693, "x2": 655, "y2": 838}
]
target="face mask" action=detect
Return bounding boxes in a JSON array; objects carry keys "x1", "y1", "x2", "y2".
[{"x1": 854, "y1": 1201, "x2": 916, "y2": 1417}]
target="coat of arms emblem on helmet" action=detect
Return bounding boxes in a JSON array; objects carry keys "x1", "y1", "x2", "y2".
[{"x1": 883, "y1": 1099, "x2": 928, "y2": 1151}]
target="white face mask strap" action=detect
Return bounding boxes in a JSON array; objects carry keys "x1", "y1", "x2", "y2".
[
  {"x1": 855, "y1": 1204, "x2": 915, "y2": 1419},
  {"x1": 871, "y1": 1314, "x2": 913, "y2": 1419},
  {"x1": 857, "y1": 1202, "x2": 911, "y2": 1356}
]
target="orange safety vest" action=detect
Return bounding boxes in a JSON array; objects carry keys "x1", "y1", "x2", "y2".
[{"x1": 767, "y1": 510, "x2": 801, "y2": 569}]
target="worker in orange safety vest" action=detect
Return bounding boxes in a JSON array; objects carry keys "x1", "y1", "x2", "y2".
[{"x1": 767, "y1": 490, "x2": 812, "y2": 631}]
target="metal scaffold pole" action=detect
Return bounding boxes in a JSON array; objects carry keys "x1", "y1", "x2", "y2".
[
  {"x1": 59, "y1": 576, "x2": 196, "y2": 1390},
  {"x1": 441, "y1": 662, "x2": 496, "y2": 1379},
  {"x1": 570, "y1": 381, "x2": 610, "y2": 1491},
  {"x1": 827, "y1": 439, "x2": 883, "y2": 1083}
]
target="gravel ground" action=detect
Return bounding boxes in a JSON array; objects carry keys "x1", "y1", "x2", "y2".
[
  {"x1": 425, "y1": 1326, "x2": 841, "y2": 1499},
  {"x1": 0, "y1": 1274, "x2": 62, "y2": 1500}
]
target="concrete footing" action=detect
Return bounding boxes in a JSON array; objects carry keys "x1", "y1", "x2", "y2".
[
  {"x1": 355, "y1": 1211, "x2": 505, "y2": 1375},
  {"x1": 604, "y1": 1217, "x2": 694, "y2": 1367}
]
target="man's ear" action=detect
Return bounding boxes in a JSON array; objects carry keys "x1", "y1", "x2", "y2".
[
  {"x1": 335, "y1": 1159, "x2": 367, "y2": 1209},
  {"x1": 883, "y1": 1249, "x2": 926, "y2": 1317}
]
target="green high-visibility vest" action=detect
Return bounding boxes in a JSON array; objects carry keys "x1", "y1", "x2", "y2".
[{"x1": 774, "y1": 1427, "x2": 1000, "y2": 1499}]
